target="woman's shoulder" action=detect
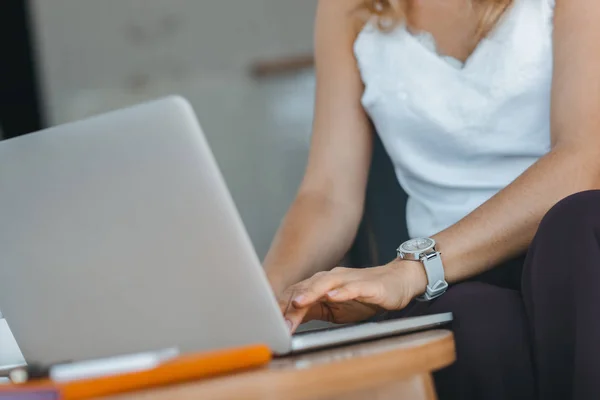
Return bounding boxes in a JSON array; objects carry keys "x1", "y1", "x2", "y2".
[{"x1": 315, "y1": 0, "x2": 370, "y2": 40}]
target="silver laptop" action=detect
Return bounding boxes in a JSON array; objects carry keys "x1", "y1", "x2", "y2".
[{"x1": 0, "y1": 96, "x2": 452, "y2": 365}]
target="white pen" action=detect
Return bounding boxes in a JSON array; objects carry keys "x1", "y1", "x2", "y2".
[{"x1": 48, "y1": 348, "x2": 180, "y2": 383}]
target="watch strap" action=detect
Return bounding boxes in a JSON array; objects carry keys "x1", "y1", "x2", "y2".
[{"x1": 416, "y1": 252, "x2": 448, "y2": 301}]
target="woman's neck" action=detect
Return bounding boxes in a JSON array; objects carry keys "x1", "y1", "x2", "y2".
[{"x1": 405, "y1": 0, "x2": 500, "y2": 63}]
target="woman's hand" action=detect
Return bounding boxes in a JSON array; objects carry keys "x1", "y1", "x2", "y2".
[{"x1": 280, "y1": 260, "x2": 427, "y2": 332}]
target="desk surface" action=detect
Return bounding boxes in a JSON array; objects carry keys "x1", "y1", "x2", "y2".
[{"x1": 105, "y1": 329, "x2": 455, "y2": 400}]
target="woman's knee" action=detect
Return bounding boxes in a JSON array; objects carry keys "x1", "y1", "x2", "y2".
[
  {"x1": 537, "y1": 190, "x2": 600, "y2": 238},
  {"x1": 524, "y1": 190, "x2": 600, "y2": 291}
]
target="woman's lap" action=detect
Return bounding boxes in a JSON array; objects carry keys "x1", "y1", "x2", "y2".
[
  {"x1": 393, "y1": 278, "x2": 534, "y2": 400},
  {"x1": 385, "y1": 258, "x2": 534, "y2": 399},
  {"x1": 423, "y1": 282, "x2": 534, "y2": 400}
]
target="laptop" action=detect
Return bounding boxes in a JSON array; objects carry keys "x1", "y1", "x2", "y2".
[{"x1": 0, "y1": 96, "x2": 452, "y2": 365}]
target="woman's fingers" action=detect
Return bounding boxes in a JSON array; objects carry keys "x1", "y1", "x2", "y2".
[
  {"x1": 326, "y1": 281, "x2": 380, "y2": 304},
  {"x1": 284, "y1": 302, "x2": 330, "y2": 332},
  {"x1": 326, "y1": 282, "x2": 360, "y2": 302},
  {"x1": 291, "y1": 272, "x2": 350, "y2": 308},
  {"x1": 279, "y1": 268, "x2": 377, "y2": 332},
  {"x1": 283, "y1": 304, "x2": 308, "y2": 332}
]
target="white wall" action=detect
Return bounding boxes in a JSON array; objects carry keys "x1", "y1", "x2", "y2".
[{"x1": 28, "y1": 0, "x2": 318, "y2": 260}]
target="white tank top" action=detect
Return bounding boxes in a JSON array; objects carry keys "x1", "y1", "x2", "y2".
[{"x1": 354, "y1": 0, "x2": 555, "y2": 238}]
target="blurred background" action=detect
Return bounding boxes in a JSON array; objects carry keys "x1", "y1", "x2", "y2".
[{"x1": 2, "y1": 0, "x2": 319, "y2": 260}]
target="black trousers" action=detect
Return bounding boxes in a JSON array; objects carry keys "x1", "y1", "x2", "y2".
[{"x1": 393, "y1": 190, "x2": 600, "y2": 400}]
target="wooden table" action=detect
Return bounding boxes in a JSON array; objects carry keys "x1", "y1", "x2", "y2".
[{"x1": 105, "y1": 330, "x2": 455, "y2": 400}]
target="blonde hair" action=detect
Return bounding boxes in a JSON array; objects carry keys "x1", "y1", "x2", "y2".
[{"x1": 361, "y1": 0, "x2": 513, "y2": 41}]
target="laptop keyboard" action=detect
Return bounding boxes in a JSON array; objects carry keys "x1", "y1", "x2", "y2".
[{"x1": 293, "y1": 322, "x2": 362, "y2": 337}]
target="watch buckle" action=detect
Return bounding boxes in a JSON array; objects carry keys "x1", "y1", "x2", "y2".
[{"x1": 416, "y1": 280, "x2": 448, "y2": 302}]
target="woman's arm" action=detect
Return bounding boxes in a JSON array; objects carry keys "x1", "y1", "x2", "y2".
[
  {"x1": 264, "y1": 0, "x2": 372, "y2": 294},
  {"x1": 433, "y1": 0, "x2": 600, "y2": 285}
]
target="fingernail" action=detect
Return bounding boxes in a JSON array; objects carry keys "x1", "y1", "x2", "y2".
[
  {"x1": 285, "y1": 319, "x2": 293, "y2": 331},
  {"x1": 294, "y1": 295, "x2": 306, "y2": 304},
  {"x1": 327, "y1": 290, "x2": 338, "y2": 297}
]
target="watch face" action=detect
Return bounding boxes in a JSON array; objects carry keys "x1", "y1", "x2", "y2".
[{"x1": 401, "y1": 238, "x2": 435, "y2": 253}]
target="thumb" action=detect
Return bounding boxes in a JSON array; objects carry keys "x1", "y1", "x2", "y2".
[
  {"x1": 285, "y1": 300, "x2": 335, "y2": 332},
  {"x1": 284, "y1": 304, "x2": 310, "y2": 333}
]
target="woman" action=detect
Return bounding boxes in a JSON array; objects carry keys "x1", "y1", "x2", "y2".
[{"x1": 264, "y1": 0, "x2": 600, "y2": 399}]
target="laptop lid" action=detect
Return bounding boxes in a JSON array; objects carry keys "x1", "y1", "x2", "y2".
[{"x1": 0, "y1": 96, "x2": 291, "y2": 364}]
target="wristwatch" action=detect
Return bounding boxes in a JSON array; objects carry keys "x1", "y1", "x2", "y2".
[{"x1": 397, "y1": 238, "x2": 448, "y2": 301}]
